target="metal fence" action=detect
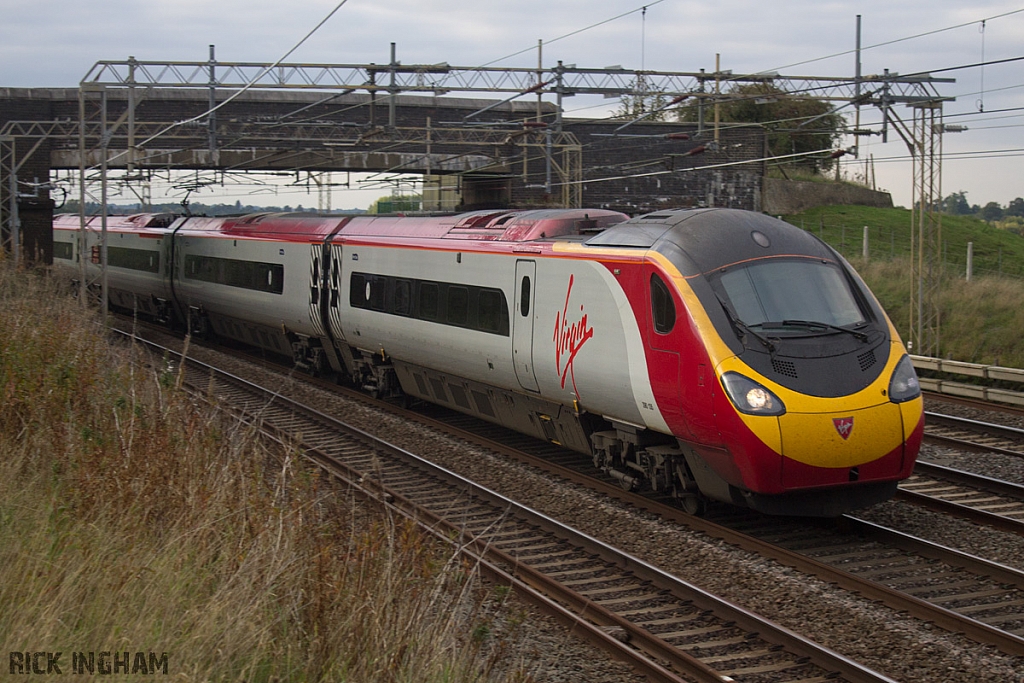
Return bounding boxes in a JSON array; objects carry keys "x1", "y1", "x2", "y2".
[{"x1": 790, "y1": 218, "x2": 1024, "y2": 281}]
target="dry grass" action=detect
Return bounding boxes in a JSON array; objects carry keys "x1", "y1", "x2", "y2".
[{"x1": 0, "y1": 263, "x2": 533, "y2": 682}]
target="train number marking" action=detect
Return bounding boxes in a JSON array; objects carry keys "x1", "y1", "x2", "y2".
[{"x1": 553, "y1": 274, "x2": 594, "y2": 394}]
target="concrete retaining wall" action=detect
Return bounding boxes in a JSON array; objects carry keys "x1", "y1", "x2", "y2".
[{"x1": 761, "y1": 176, "x2": 892, "y2": 215}]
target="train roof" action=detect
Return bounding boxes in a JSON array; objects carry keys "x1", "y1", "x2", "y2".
[
  {"x1": 209, "y1": 209, "x2": 628, "y2": 242},
  {"x1": 337, "y1": 208, "x2": 622, "y2": 242},
  {"x1": 588, "y1": 208, "x2": 836, "y2": 275}
]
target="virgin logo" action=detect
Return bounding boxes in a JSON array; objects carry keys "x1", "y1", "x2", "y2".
[
  {"x1": 833, "y1": 417, "x2": 854, "y2": 440},
  {"x1": 553, "y1": 274, "x2": 594, "y2": 394}
]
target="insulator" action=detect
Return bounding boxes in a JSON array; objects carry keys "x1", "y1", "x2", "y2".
[{"x1": 524, "y1": 79, "x2": 553, "y2": 94}]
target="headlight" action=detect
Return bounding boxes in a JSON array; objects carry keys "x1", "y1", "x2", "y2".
[
  {"x1": 888, "y1": 354, "x2": 921, "y2": 403},
  {"x1": 721, "y1": 372, "x2": 786, "y2": 416}
]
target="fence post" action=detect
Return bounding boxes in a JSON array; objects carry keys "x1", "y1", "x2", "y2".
[
  {"x1": 862, "y1": 226, "x2": 869, "y2": 260},
  {"x1": 966, "y1": 242, "x2": 973, "y2": 282}
]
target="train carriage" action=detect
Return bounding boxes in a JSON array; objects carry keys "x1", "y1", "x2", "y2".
[
  {"x1": 53, "y1": 213, "x2": 175, "y2": 320},
  {"x1": 54, "y1": 206, "x2": 923, "y2": 516}
]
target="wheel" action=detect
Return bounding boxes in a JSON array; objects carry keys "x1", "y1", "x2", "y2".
[{"x1": 679, "y1": 493, "x2": 705, "y2": 516}]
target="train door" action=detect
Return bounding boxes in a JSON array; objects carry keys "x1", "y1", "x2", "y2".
[
  {"x1": 308, "y1": 237, "x2": 344, "y2": 342},
  {"x1": 513, "y1": 260, "x2": 540, "y2": 392},
  {"x1": 326, "y1": 241, "x2": 344, "y2": 341},
  {"x1": 308, "y1": 243, "x2": 328, "y2": 337},
  {"x1": 166, "y1": 220, "x2": 188, "y2": 326},
  {"x1": 645, "y1": 264, "x2": 688, "y2": 434},
  {"x1": 306, "y1": 237, "x2": 347, "y2": 375}
]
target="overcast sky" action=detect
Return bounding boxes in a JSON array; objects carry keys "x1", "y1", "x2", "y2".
[{"x1": 2, "y1": 0, "x2": 1021, "y2": 210}]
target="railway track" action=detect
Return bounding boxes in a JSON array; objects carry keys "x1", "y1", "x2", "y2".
[
  {"x1": 924, "y1": 410, "x2": 1024, "y2": 458},
  {"x1": 122, "y1": 329, "x2": 897, "y2": 683},
  {"x1": 401, "y1": 405, "x2": 1024, "y2": 657},
  {"x1": 112, "y1": 319, "x2": 1024, "y2": 671},
  {"x1": 897, "y1": 462, "x2": 1024, "y2": 535},
  {"x1": 913, "y1": 408, "x2": 1024, "y2": 532}
]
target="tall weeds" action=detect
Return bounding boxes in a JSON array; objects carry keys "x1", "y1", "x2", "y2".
[
  {"x1": 0, "y1": 265, "x2": 529, "y2": 681},
  {"x1": 853, "y1": 256, "x2": 1024, "y2": 366}
]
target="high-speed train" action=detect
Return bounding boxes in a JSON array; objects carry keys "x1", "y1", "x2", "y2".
[{"x1": 53, "y1": 207, "x2": 923, "y2": 516}]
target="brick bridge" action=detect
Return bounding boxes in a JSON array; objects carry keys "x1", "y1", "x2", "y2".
[{"x1": 1, "y1": 87, "x2": 765, "y2": 263}]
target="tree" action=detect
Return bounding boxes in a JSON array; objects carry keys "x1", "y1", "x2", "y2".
[
  {"x1": 981, "y1": 201, "x2": 1004, "y2": 222},
  {"x1": 941, "y1": 191, "x2": 972, "y2": 215},
  {"x1": 1006, "y1": 197, "x2": 1024, "y2": 218},
  {"x1": 368, "y1": 194, "x2": 422, "y2": 215},
  {"x1": 674, "y1": 83, "x2": 844, "y2": 173}
]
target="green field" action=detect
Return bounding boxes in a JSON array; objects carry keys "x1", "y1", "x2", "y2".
[{"x1": 782, "y1": 205, "x2": 1024, "y2": 366}]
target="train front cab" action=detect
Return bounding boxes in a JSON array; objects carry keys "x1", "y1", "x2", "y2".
[
  {"x1": 704, "y1": 346, "x2": 924, "y2": 517},
  {"x1": 645, "y1": 208, "x2": 925, "y2": 516}
]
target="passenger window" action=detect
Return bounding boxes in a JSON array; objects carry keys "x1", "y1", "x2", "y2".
[
  {"x1": 330, "y1": 262, "x2": 339, "y2": 307},
  {"x1": 477, "y1": 288, "x2": 502, "y2": 333},
  {"x1": 447, "y1": 286, "x2": 469, "y2": 326},
  {"x1": 418, "y1": 283, "x2": 439, "y2": 320},
  {"x1": 520, "y1": 277, "x2": 531, "y2": 317},
  {"x1": 368, "y1": 277, "x2": 387, "y2": 311},
  {"x1": 350, "y1": 273, "x2": 366, "y2": 308},
  {"x1": 651, "y1": 273, "x2": 676, "y2": 334},
  {"x1": 394, "y1": 279, "x2": 412, "y2": 315}
]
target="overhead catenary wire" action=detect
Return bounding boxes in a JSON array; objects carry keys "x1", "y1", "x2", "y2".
[
  {"x1": 478, "y1": 0, "x2": 666, "y2": 68},
  {"x1": 750, "y1": 7, "x2": 1024, "y2": 77},
  {"x1": 90, "y1": 0, "x2": 676, "y2": 200},
  {"x1": 841, "y1": 147, "x2": 1024, "y2": 164},
  {"x1": 78, "y1": 4, "x2": 1024, "y2": 205},
  {"x1": 547, "y1": 147, "x2": 835, "y2": 187},
  {"x1": 96, "y1": 0, "x2": 352, "y2": 167},
  {"x1": 275, "y1": 1, "x2": 671, "y2": 128}
]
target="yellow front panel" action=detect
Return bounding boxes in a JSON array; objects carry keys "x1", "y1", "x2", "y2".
[
  {"x1": 780, "y1": 403, "x2": 904, "y2": 468},
  {"x1": 899, "y1": 397, "x2": 925, "y2": 439}
]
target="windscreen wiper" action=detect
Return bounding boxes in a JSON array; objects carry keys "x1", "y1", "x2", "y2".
[
  {"x1": 756, "y1": 319, "x2": 870, "y2": 342},
  {"x1": 718, "y1": 300, "x2": 777, "y2": 353}
]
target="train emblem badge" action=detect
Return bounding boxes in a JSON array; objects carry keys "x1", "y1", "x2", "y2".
[{"x1": 833, "y1": 417, "x2": 854, "y2": 440}]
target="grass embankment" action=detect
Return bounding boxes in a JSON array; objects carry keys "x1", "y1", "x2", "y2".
[
  {"x1": 783, "y1": 205, "x2": 1024, "y2": 366},
  {"x1": 0, "y1": 264, "x2": 527, "y2": 681}
]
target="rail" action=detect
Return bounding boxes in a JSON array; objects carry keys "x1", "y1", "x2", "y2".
[
  {"x1": 912, "y1": 355, "x2": 1024, "y2": 407},
  {"x1": 119, "y1": 327, "x2": 896, "y2": 683}
]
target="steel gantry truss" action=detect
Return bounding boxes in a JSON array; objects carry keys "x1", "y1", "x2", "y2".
[
  {"x1": 81, "y1": 57, "x2": 948, "y2": 105},
  {"x1": 884, "y1": 101, "x2": 949, "y2": 357},
  {"x1": 0, "y1": 119, "x2": 73, "y2": 265},
  {"x1": 0, "y1": 135, "x2": 16, "y2": 263},
  {"x1": 2, "y1": 50, "x2": 952, "y2": 344}
]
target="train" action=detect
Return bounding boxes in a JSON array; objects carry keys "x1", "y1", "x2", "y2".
[{"x1": 52, "y1": 207, "x2": 924, "y2": 516}]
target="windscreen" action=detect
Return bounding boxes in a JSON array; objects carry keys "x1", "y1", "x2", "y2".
[{"x1": 716, "y1": 258, "x2": 866, "y2": 328}]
